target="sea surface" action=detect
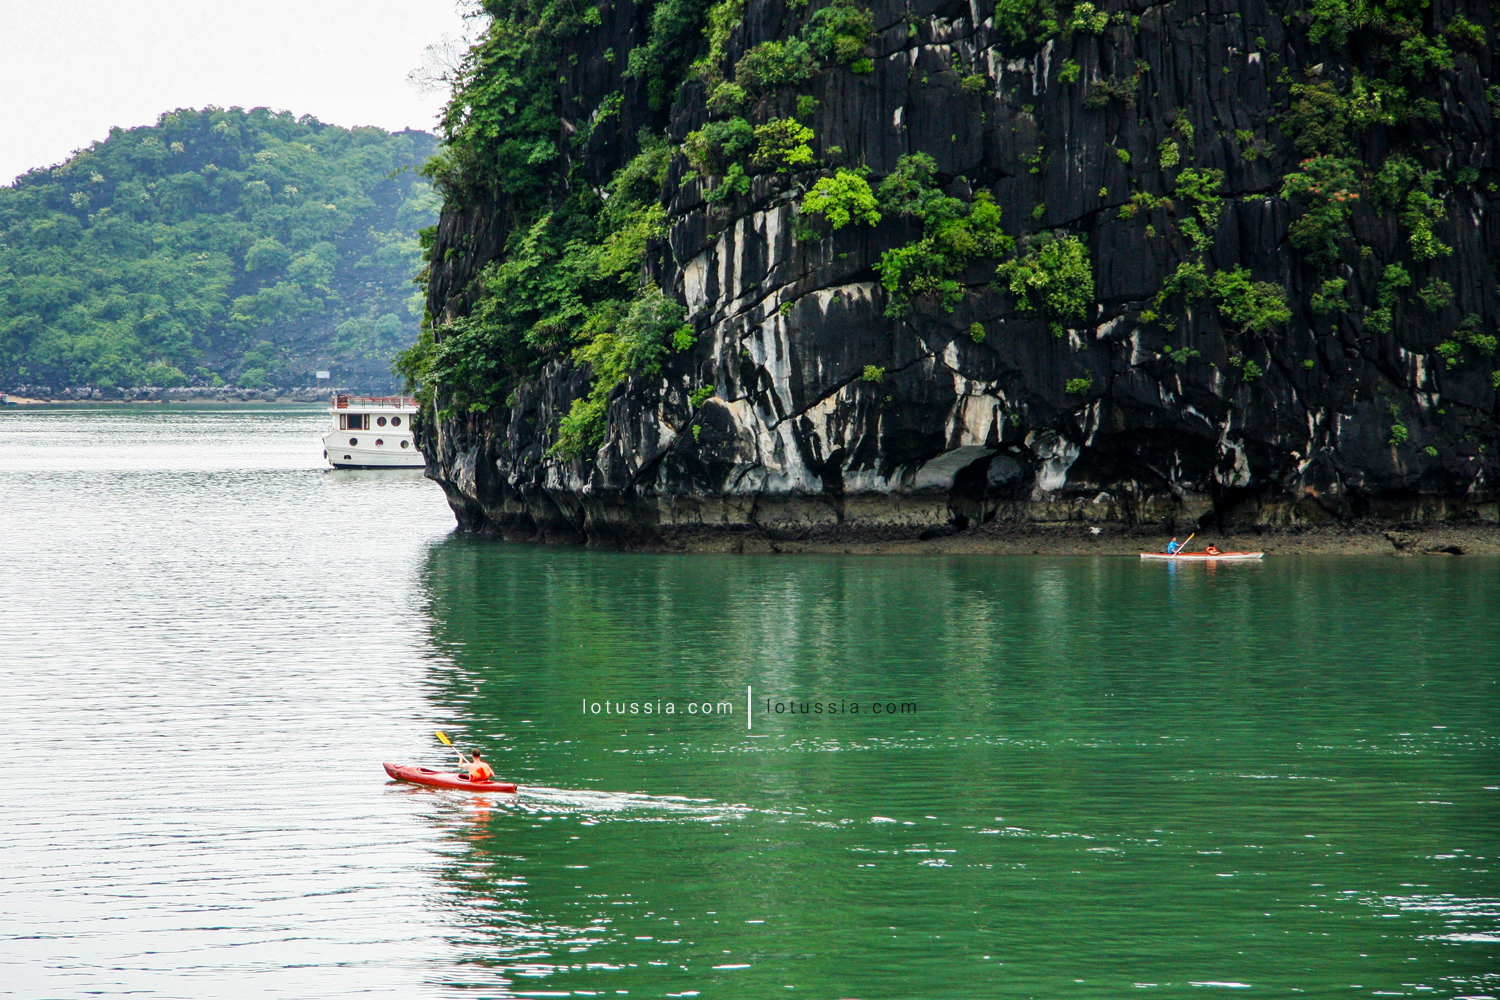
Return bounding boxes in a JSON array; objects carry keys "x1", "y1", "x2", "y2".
[{"x1": 1, "y1": 404, "x2": 1496, "y2": 999}]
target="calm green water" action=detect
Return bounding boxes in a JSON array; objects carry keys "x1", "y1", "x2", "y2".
[{"x1": 2, "y1": 405, "x2": 1497, "y2": 999}]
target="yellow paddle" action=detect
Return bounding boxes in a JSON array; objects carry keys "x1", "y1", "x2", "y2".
[
  {"x1": 435, "y1": 730, "x2": 469, "y2": 768},
  {"x1": 1171, "y1": 532, "x2": 1195, "y2": 558}
]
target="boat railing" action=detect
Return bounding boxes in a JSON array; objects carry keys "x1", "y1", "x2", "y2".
[{"x1": 333, "y1": 394, "x2": 418, "y2": 409}]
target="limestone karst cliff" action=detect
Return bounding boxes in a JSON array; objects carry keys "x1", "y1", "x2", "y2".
[{"x1": 410, "y1": 0, "x2": 1500, "y2": 545}]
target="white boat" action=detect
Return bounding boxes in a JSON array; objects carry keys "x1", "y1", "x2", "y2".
[
  {"x1": 1140, "y1": 551, "x2": 1264, "y2": 561},
  {"x1": 322, "y1": 394, "x2": 423, "y2": 468}
]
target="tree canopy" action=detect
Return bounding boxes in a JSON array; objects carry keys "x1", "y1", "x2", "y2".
[{"x1": 0, "y1": 107, "x2": 439, "y2": 390}]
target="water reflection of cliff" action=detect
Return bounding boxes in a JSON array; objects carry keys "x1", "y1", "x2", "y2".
[{"x1": 408, "y1": 542, "x2": 1500, "y2": 997}]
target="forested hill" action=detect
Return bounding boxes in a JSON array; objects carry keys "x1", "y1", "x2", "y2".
[{"x1": 0, "y1": 108, "x2": 439, "y2": 392}]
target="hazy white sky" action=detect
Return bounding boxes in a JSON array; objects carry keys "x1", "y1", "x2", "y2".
[{"x1": 0, "y1": 0, "x2": 472, "y2": 184}]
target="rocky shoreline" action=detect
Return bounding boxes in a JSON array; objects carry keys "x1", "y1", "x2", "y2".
[{"x1": 647, "y1": 522, "x2": 1500, "y2": 556}]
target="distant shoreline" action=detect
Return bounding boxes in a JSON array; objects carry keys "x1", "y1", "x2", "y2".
[
  {"x1": 1, "y1": 386, "x2": 363, "y2": 406},
  {"x1": 2, "y1": 396, "x2": 328, "y2": 406}
]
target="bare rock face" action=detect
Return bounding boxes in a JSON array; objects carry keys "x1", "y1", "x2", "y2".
[{"x1": 422, "y1": 0, "x2": 1500, "y2": 547}]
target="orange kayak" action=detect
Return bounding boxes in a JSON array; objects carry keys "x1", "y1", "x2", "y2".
[
  {"x1": 1139, "y1": 551, "x2": 1263, "y2": 561},
  {"x1": 383, "y1": 762, "x2": 517, "y2": 793}
]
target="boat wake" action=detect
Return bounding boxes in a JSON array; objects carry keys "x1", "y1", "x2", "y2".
[{"x1": 502, "y1": 785, "x2": 752, "y2": 824}]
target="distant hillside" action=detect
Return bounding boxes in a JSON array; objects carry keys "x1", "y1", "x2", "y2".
[{"x1": 0, "y1": 108, "x2": 439, "y2": 391}]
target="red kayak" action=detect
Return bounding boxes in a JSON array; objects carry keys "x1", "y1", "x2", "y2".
[{"x1": 383, "y1": 762, "x2": 518, "y2": 793}]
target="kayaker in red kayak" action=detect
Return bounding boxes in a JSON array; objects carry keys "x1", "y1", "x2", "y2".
[{"x1": 466, "y1": 750, "x2": 495, "y2": 783}]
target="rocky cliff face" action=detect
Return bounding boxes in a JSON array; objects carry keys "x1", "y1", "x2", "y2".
[{"x1": 421, "y1": 0, "x2": 1500, "y2": 546}]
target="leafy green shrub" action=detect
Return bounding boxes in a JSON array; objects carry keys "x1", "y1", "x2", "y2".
[
  {"x1": 968, "y1": 321, "x2": 986, "y2": 343},
  {"x1": 796, "y1": 94, "x2": 820, "y2": 120},
  {"x1": 802, "y1": 169, "x2": 881, "y2": 230},
  {"x1": 804, "y1": 0, "x2": 874, "y2": 67},
  {"x1": 1389, "y1": 421, "x2": 1408, "y2": 446},
  {"x1": 994, "y1": 233, "x2": 1095, "y2": 335},
  {"x1": 689, "y1": 383, "x2": 716, "y2": 407},
  {"x1": 1347, "y1": 72, "x2": 1409, "y2": 129},
  {"x1": 1084, "y1": 77, "x2": 1137, "y2": 108},
  {"x1": 706, "y1": 82, "x2": 748, "y2": 115},
  {"x1": 1398, "y1": 34, "x2": 1455, "y2": 77},
  {"x1": 1366, "y1": 307, "x2": 1393, "y2": 335},
  {"x1": 692, "y1": 0, "x2": 746, "y2": 80},
  {"x1": 1373, "y1": 156, "x2": 1451, "y2": 261},
  {"x1": 704, "y1": 163, "x2": 750, "y2": 204},
  {"x1": 1241, "y1": 359, "x2": 1264, "y2": 381},
  {"x1": 1311, "y1": 277, "x2": 1348, "y2": 313},
  {"x1": 1280, "y1": 156, "x2": 1361, "y2": 267},
  {"x1": 1064, "y1": 375, "x2": 1094, "y2": 394},
  {"x1": 1172, "y1": 108, "x2": 1196, "y2": 145},
  {"x1": 861, "y1": 364, "x2": 885, "y2": 382},
  {"x1": 1445, "y1": 15, "x2": 1487, "y2": 49},
  {"x1": 735, "y1": 37, "x2": 814, "y2": 90},
  {"x1": 1416, "y1": 277, "x2": 1453, "y2": 312},
  {"x1": 1065, "y1": 2, "x2": 1108, "y2": 36},
  {"x1": 1457, "y1": 314, "x2": 1497, "y2": 355},
  {"x1": 683, "y1": 117, "x2": 755, "y2": 173},
  {"x1": 1285, "y1": 82, "x2": 1350, "y2": 155},
  {"x1": 1210, "y1": 267, "x2": 1291, "y2": 333},
  {"x1": 1118, "y1": 191, "x2": 1172, "y2": 220},
  {"x1": 874, "y1": 154, "x2": 1014, "y2": 315},
  {"x1": 961, "y1": 74, "x2": 990, "y2": 94},
  {"x1": 751, "y1": 118, "x2": 816, "y2": 172},
  {"x1": 1439, "y1": 315, "x2": 1499, "y2": 367},
  {"x1": 1378, "y1": 263, "x2": 1411, "y2": 307},
  {"x1": 1158, "y1": 139, "x2": 1180, "y2": 169},
  {"x1": 1116, "y1": 148, "x2": 1130, "y2": 164},
  {"x1": 1174, "y1": 167, "x2": 1225, "y2": 231},
  {"x1": 1057, "y1": 59, "x2": 1080, "y2": 84},
  {"x1": 551, "y1": 284, "x2": 687, "y2": 457},
  {"x1": 625, "y1": 0, "x2": 724, "y2": 110},
  {"x1": 1306, "y1": 0, "x2": 1437, "y2": 48},
  {"x1": 1156, "y1": 261, "x2": 1209, "y2": 305}
]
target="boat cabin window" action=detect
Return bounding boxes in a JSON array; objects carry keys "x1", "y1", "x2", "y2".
[
  {"x1": 377, "y1": 416, "x2": 388, "y2": 427},
  {"x1": 340, "y1": 414, "x2": 368, "y2": 430},
  {"x1": 391, "y1": 416, "x2": 402, "y2": 427}
]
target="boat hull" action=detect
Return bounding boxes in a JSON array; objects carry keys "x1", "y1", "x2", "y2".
[
  {"x1": 1140, "y1": 552, "x2": 1264, "y2": 561},
  {"x1": 383, "y1": 762, "x2": 517, "y2": 793},
  {"x1": 323, "y1": 434, "x2": 423, "y2": 468}
]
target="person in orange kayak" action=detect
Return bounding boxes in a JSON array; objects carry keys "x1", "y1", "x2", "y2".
[{"x1": 465, "y1": 750, "x2": 495, "y2": 783}]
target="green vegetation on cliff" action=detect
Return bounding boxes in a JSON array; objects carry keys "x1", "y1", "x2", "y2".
[
  {"x1": 412, "y1": 0, "x2": 1495, "y2": 469},
  {"x1": 403, "y1": 0, "x2": 889, "y2": 455},
  {"x1": 402, "y1": 0, "x2": 703, "y2": 451},
  {"x1": 0, "y1": 108, "x2": 437, "y2": 390}
]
